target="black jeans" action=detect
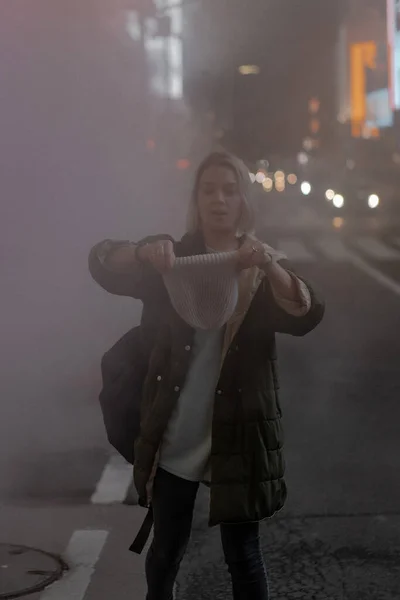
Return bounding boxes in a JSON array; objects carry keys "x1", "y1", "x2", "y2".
[{"x1": 145, "y1": 468, "x2": 269, "y2": 600}]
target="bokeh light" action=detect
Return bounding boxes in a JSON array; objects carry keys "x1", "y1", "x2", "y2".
[
  {"x1": 238, "y1": 65, "x2": 260, "y2": 75},
  {"x1": 368, "y1": 194, "x2": 379, "y2": 209},
  {"x1": 333, "y1": 194, "x2": 344, "y2": 208},
  {"x1": 301, "y1": 181, "x2": 311, "y2": 196},
  {"x1": 177, "y1": 158, "x2": 190, "y2": 170},
  {"x1": 255, "y1": 171, "x2": 267, "y2": 184},
  {"x1": 262, "y1": 178, "x2": 273, "y2": 191},
  {"x1": 297, "y1": 152, "x2": 309, "y2": 165},
  {"x1": 332, "y1": 217, "x2": 345, "y2": 229}
]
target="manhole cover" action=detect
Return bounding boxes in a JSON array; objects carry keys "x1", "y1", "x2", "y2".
[{"x1": 0, "y1": 544, "x2": 67, "y2": 599}]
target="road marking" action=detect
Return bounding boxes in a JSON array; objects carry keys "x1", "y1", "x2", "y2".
[
  {"x1": 301, "y1": 235, "x2": 400, "y2": 297},
  {"x1": 91, "y1": 454, "x2": 133, "y2": 504},
  {"x1": 315, "y1": 237, "x2": 352, "y2": 261},
  {"x1": 277, "y1": 239, "x2": 315, "y2": 262},
  {"x1": 348, "y1": 253, "x2": 400, "y2": 297},
  {"x1": 314, "y1": 236, "x2": 400, "y2": 296},
  {"x1": 40, "y1": 530, "x2": 108, "y2": 599},
  {"x1": 392, "y1": 237, "x2": 400, "y2": 248},
  {"x1": 353, "y1": 236, "x2": 400, "y2": 260}
]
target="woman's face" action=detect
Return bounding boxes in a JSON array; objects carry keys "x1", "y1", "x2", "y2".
[{"x1": 196, "y1": 165, "x2": 243, "y2": 235}]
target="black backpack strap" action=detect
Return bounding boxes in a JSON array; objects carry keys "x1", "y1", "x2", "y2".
[{"x1": 129, "y1": 506, "x2": 154, "y2": 554}]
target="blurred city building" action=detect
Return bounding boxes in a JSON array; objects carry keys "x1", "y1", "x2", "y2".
[
  {"x1": 181, "y1": 0, "x2": 343, "y2": 167},
  {"x1": 334, "y1": 0, "x2": 400, "y2": 192}
]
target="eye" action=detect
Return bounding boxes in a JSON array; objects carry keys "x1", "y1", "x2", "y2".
[
  {"x1": 202, "y1": 185, "x2": 215, "y2": 196},
  {"x1": 224, "y1": 185, "x2": 237, "y2": 197}
]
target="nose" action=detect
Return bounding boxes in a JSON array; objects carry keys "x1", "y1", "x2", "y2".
[{"x1": 214, "y1": 188, "x2": 226, "y2": 204}]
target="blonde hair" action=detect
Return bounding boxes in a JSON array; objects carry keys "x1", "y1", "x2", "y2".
[{"x1": 186, "y1": 151, "x2": 255, "y2": 235}]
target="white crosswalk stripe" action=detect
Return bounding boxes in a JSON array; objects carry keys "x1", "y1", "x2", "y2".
[
  {"x1": 270, "y1": 235, "x2": 400, "y2": 264},
  {"x1": 271, "y1": 236, "x2": 400, "y2": 263},
  {"x1": 40, "y1": 530, "x2": 108, "y2": 600},
  {"x1": 91, "y1": 454, "x2": 133, "y2": 505},
  {"x1": 352, "y1": 237, "x2": 400, "y2": 260},
  {"x1": 315, "y1": 237, "x2": 353, "y2": 261},
  {"x1": 277, "y1": 239, "x2": 315, "y2": 262}
]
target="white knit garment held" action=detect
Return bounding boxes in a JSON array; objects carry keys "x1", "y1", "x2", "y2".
[
  {"x1": 162, "y1": 246, "x2": 287, "y2": 330},
  {"x1": 162, "y1": 251, "x2": 239, "y2": 330}
]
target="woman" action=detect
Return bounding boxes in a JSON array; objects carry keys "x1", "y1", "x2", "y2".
[{"x1": 89, "y1": 151, "x2": 325, "y2": 600}]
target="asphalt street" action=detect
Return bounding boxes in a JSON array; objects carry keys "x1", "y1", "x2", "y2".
[
  {"x1": 176, "y1": 216, "x2": 400, "y2": 600},
  {"x1": 2, "y1": 205, "x2": 400, "y2": 599}
]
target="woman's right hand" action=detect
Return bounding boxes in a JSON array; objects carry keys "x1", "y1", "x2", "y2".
[{"x1": 137, "y1": 240, "x2": 176, "y2": 273}]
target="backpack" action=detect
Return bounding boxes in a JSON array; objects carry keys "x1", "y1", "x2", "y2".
[
  {"x1": 99, "y1": 326, "x2": 147, "y2": 464},
  {"x1": 98, "y1": 323, "x2": 156, "y2": 555}
]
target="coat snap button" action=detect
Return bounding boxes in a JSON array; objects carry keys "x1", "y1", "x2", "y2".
[
  {"x1": 157, "y1": 376, "x2": 162, "y2": 382},
  {"x1": 174, "y1": 386, "x2": 180, "y2": 392},
  {"x1": 185, "y1": 345, "x2": 191, "y2": 351},
  {"x1": 217, "y1": 390, "x2": 222, "y2": 395}
]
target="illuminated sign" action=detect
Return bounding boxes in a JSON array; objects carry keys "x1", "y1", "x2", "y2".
[
  {"x1": 387, "y1": 0, "x2": 400, "y2": 110},
  {"x1": 350, "y1": 38, "x2": 393, "y2": 137},
  {"x1": 351, "y1": 42, "x2": 378, "y2": 137}
]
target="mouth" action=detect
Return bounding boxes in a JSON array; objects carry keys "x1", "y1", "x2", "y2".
[{"x1": 210, "y1": 209, "x2": 228, "y2": 217}]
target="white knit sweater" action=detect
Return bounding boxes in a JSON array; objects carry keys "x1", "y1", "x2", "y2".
[{"x1": 159, "y1": 327, "x2": 222, "y2": 482}]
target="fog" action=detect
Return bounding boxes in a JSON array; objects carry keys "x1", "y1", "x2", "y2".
[{"x1": 0, "y1": 2, "x2": 194, "y2": 498}]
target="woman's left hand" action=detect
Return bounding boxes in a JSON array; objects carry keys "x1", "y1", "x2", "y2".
[{"x1": 237, "y1": 238, "x2": 274, "y2": 270}]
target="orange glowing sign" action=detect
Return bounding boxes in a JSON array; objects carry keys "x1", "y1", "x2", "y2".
[{"x1": 350, "y1": 41, "x2": 377, "y2": 137}]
